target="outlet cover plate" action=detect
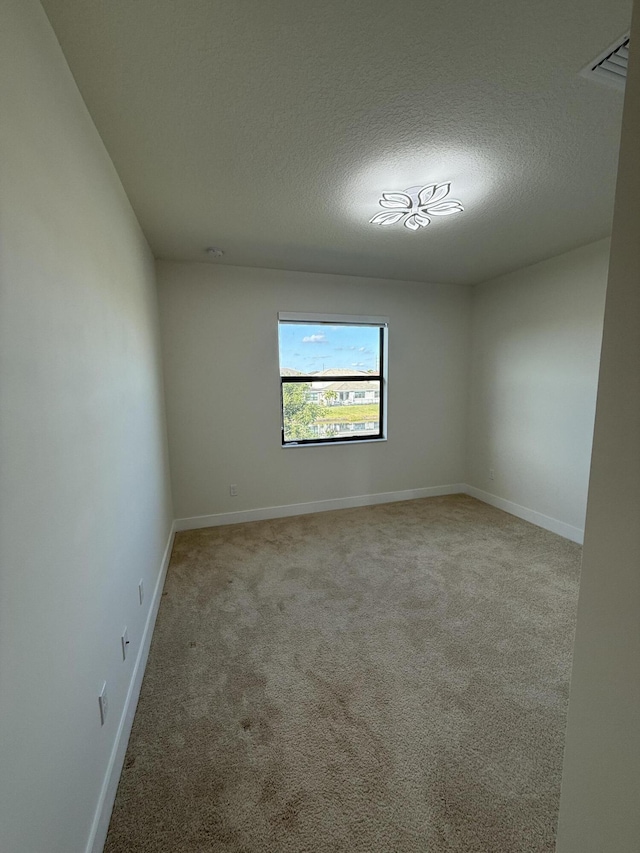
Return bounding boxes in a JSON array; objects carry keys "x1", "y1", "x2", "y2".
[
  {"x1": 121, "y1": 627, "x2": 129, "y2": 661},
  {"x1": 98, "y1": 682, "x2": 108, "y2": 725}
]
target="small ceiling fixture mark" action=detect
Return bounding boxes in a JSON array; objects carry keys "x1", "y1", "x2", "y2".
[
  {"x1": 206, "y1": 246, "x2": 224, "y2": 258},
  {"x1": 370, "y1": 183, "x2": 464, "y2": 231}
]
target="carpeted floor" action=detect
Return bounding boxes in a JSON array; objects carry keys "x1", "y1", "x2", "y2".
[{"x1": 104, "y1": 494, "x2": 581, "y2": 853}]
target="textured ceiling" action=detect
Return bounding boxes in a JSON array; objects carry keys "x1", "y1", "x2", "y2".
[{"x1": 41, "y1": 0, "x2": 631, "y2": 284}]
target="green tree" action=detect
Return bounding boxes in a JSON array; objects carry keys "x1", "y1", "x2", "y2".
[
  {"x1": 317, "y1": 389, "x2": 339, "y2": 437},
  {"x1": 282, "y1": 383, "x2": 321, "y2": 440}
]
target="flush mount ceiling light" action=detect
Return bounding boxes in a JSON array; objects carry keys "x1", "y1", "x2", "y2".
[{"x1": 370, "y1": 182, "x2": 464, "y2": 231}]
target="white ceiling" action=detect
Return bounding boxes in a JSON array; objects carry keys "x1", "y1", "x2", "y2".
[{"x1": 41, "y1": 0, "x2": 631, "y2": 285}]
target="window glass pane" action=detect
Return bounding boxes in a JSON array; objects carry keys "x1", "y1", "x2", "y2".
[
  {"x1": 282, "y1": 379, "x2": 381, "y2": 442},
  {"x1": 279, "y1": 323, "x2": 380, "y2": 377}
]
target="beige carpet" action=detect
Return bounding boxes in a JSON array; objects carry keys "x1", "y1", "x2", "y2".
[{"x1": 105, "y1": 495, "x2": 581, "y2": 852}]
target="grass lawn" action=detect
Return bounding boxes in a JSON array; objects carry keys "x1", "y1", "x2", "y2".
[{"x1": 315, "y1": 403, "x2": 379, "y2": 424}]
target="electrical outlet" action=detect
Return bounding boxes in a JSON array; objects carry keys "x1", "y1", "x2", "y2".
[
  {"x1": 230, "y1": 484, "x2": 238, "y2": 497},
  {"x1": 489, "y1": 468, "x2": 495, "y2": 480},
  {"x1": 138, "y1": 580, "x2": 144, "y2": 605},
  {"x1": 121, "y1": 627, "x2": 130, "y2": 661},
  {"x1": 98, "y1": 683, "x2": 108, "y2": 725}
]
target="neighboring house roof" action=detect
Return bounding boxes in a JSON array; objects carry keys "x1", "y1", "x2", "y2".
[
  {"x1": 280, "y1": 367, "x2": 303, "y2": 376},
  {"x1": 319, "y1": 381, "x2": 378, "y2": 392},
  {"x1": 311, "y1": 368, "x2": 372, "y2": 377}
]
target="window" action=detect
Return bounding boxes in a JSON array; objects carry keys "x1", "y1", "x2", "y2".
[{"x1": 278, "y1": 312, "x2": 388, "y2": 446}]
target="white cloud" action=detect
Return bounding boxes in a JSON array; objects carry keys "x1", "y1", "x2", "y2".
[{"x1": 302, "y1": 334, "x2": 327, "y2": 343}]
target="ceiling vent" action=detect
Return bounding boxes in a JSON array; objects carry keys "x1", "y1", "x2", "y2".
[{"x1": 581, "y1": 33, "x2": 630, "y2": 91}]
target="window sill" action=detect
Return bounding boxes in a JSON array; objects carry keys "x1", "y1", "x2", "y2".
[{"x1": 281, "y1": 437, "x2": 387, "y2": 449}]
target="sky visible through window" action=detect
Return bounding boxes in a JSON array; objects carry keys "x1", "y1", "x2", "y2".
[{"x1": 278, "y1": 324, "x2": 380, "y2": 374}]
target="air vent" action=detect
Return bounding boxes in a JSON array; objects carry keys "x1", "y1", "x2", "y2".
[{"x1": 581, "y1": 33, "x2": 630, "y2": 91}]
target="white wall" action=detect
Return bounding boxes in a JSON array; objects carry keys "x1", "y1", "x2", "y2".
[
  {"x1": 466, "y1": 240, "x2": 609, "y2": 540},
  {"x1": 556, "y1": 4, "x2": 640, "y2": 850},
  {"x1": 157, "y1": 262, "x2": 471, "y2": 521},
  {"x1": 0, "y1": 3, "x2": 173, "y2": 852}
]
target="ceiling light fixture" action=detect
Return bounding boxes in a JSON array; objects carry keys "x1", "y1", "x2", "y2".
[
  {"x1": 370, "y1": 182, "x2": 464, "y2": 231},
  {"x1": 206, "y1": 246, "x2": 224, "y2": 258}
]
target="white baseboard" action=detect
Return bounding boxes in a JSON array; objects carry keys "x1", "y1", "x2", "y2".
[
  {"x1": 174, "y1": 484, "x2": 466, "y2": 531},
  {"x1": 86, "y1": 521, "x2": 176, "y2": 853},
  {"x1": 175, "y1": 484, "x2": 583, "y2": 542},
  {"x1": 462, "y1": 484, "x2": 584, "y2": 544}
]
